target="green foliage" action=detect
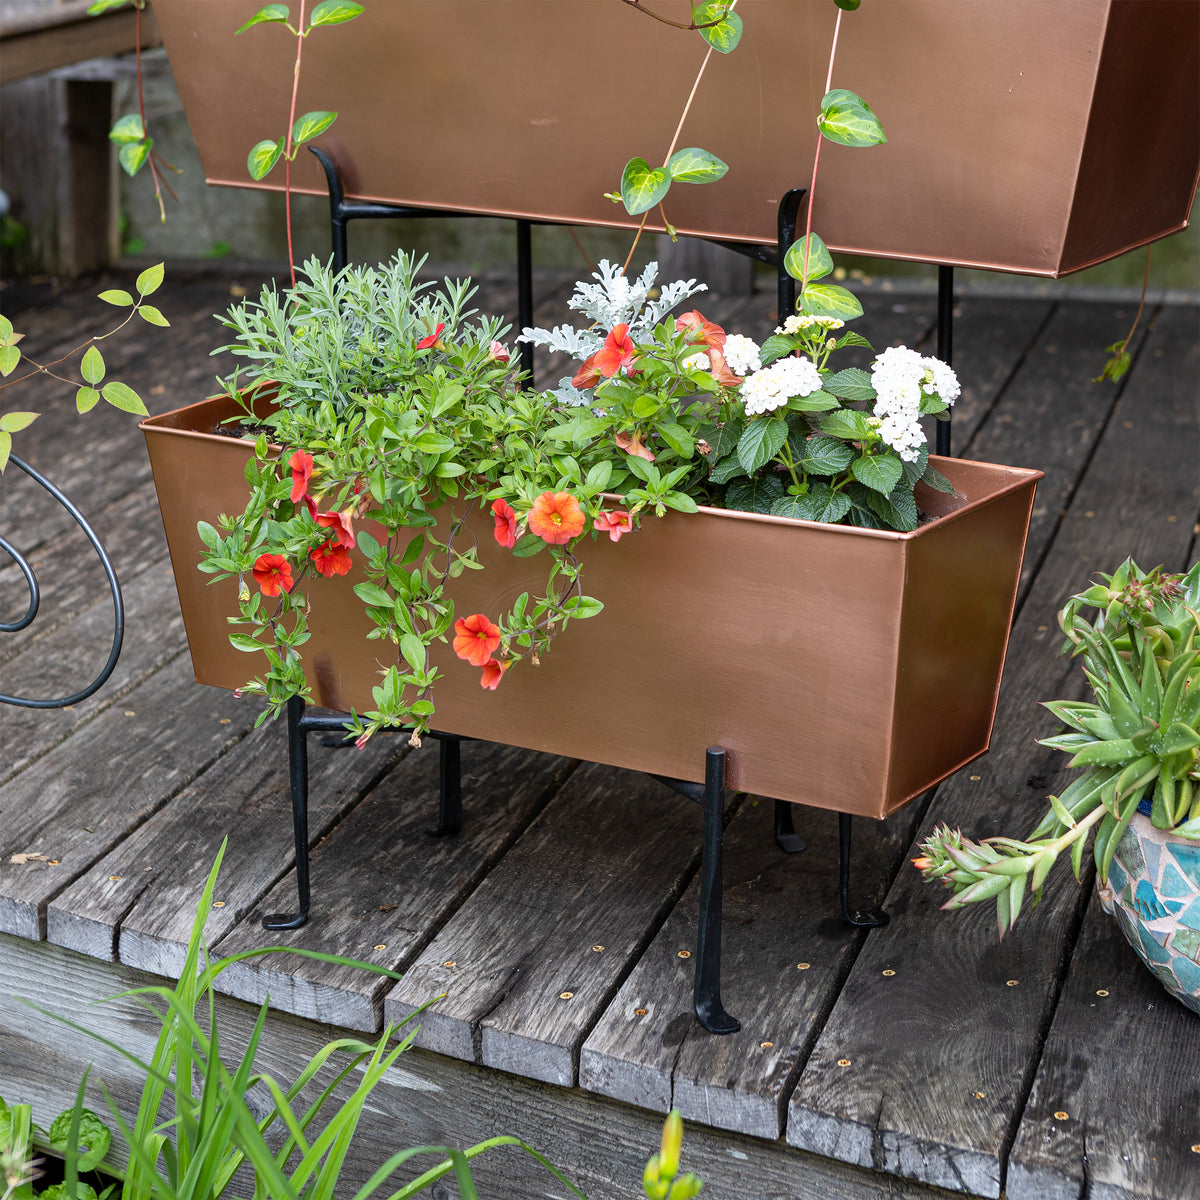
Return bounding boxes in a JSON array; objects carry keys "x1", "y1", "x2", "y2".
[
  {"x1": 643, "y1": 1110, "x2": 702, "y2": 1199},
  {"x1": 915, "y1": 559, "x2": 1200, "y2": 936}
]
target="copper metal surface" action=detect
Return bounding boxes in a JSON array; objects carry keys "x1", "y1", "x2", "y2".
[
  {"x1": 142, "y1": 396, "x2": 1042, "y2": 819},
  {"x1": 150, "y1": 0, "x2": 1198, "y2": 278}
]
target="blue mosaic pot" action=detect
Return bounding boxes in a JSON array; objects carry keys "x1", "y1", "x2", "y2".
[{"x1": 1099, "y1": 808, "x2": 1200, "y2": 1015}]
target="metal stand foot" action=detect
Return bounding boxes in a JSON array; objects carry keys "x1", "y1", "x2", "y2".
[
  {"x1": 264, "y1": 695, "x2": 312, "y2": 930},
  {"x1": 838, "y1": 813, "x2": 889, "y2": 928},
  {"x1": 774, "y1": 799, "x2": 807, "y2": 854},
  {"x1": 427, "y1": 734, "x2": 463, "y2": 837}
]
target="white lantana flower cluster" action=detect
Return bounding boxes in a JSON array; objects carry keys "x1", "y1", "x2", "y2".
[
  {"x1": 739, "y1": 354, "x2": 823, "y2": 416},
  {"x1": 776, "y1": 314, "x2": 845, "y2": 335},
  {"x1": 722, "y1": 333, "x2": 762, "y2": 377},
  {"x1": 869, "y1": 346, "x2": 960, "y2": 462}
]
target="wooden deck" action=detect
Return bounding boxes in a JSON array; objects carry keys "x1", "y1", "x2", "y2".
[{"x1": 1, "y1": 264, "x2": 1198, "y2": 1200}]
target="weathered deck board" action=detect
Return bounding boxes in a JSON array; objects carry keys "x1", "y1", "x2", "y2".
[
  {"x1": 210, "y1": 740, "x2": 578, "y2": 1031},
  {"x1": 785, "y1": 300, "x2": 1200, "y2": 1198},
  {"x1": 383, "y1": 763, "x2": 729, "y2": 1085}
]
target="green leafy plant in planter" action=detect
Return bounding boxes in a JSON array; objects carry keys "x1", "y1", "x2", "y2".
[{"x1": 914, "y1": 559, "x2": 1200, "y2": 1006}]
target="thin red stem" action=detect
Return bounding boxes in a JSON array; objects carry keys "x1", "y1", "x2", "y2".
[
  {"x1": 285, "y1": 0, "x2": 308, "y2": 288},
  {"x1": 801, "y1": 7, "x2": 843, "y2": 291}
]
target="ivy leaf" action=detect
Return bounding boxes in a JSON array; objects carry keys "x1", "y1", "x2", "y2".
[
  {"x1": 80, "y1": 344, "x2": 106, "y2": 385},
  {"x1": 725, "y1": 474, "x2": 784, "y2": 515},
  {"x1": 0, "y1": 431, "x2": 10, "y2": 473},
  {"x1": 107, "y1": 114, "x2": 144, "y2": 145},
  {"x1": 851, "y1": 452, "x2": 904, "y2": 495},
  {"x1": 666, "y1": 147, "x2": 728, "y2": 185},
  {"x1": 736, "y1": 415, "x2": 788, "y2": 474},
  {"x1": 136, "y1": 262, "x2": 165, "y2": 296},
  {"x1": 138, "y1": 304, "x2": 171, "y2": 328},
  {"x1": 774, "y1": 483, "x2": 850, "y2": 524},
  {"x1": 234, "y1": 4, "x2": 290, "y2": 35},
  {"x1": 247, "y1": 138, "x2": 285, "y2": 181},
  {"x1": 824, "y1": 367, "x2": 874, "y2": 403},
  {"x1": 696, "y1": 2, "x2": 743, "y2": 52},
  {"x1": 818, "y1": 88, "x2": 887, "y2": 148},
  {"x1": 784, "y1": 233, "x2": 834, "y2": 284},
  {"x1": 101, "y1": 381, "x2": 148, "y2": 416},
  {"x1": 620, "y1": 158, "x2": 671, "y2": 216},
  {"x1": 310, "y1": 0, "x2": 364, "y2": 27},
  {"x1": 292, "y1": 110, "x2": 338, "y2": 146},
  {"x1": 800, "y1": 283, "x2": 863, "y2": 321},
  {"x1": 118, "y1": 139, "x2": 152, "y2": 177}
]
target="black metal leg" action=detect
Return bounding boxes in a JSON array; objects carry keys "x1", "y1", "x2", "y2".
[
  {"x1": 776, "y1": 187, "x2": 806, "y2": 321},
  {"x1": 774, "y1": 799, "x2": 807, "y2": 853},
  {"x1": 838, "y1": 813, "x2": 889, "y2": 928},
  {"x1": 936, "y1": 264, "x2": 953, "y2": 457},
  {"x1": 427, "y1": 734, "x2": 463, "y2": 837},
  {"x1": 694, "y1": 747, "x2": 740, "y2": 1034},
  {"x1": 516, "y1": 219, "x2": 534, "y2": 381},
  {"x1": 264, "y1": 695, "x2": 312, "y2": 930}
]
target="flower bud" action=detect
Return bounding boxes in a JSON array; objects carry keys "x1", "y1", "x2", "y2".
[{"x1": 659, "y1": 1110, "x2": 683, "y2": 1179}]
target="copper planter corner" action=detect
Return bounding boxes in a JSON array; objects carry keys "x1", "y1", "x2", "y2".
[{"x1": 142, "y1": 395, "x2": 1042, "y2": 821}]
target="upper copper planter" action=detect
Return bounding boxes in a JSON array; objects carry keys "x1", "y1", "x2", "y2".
[
  {"x1": 142, "y1": 396, "x2": 1042, "y2": 821},
  {"x1": 151, "y1": 0, "x2": 1198, "y2": 277}
]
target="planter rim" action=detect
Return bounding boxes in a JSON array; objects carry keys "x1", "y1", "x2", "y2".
[{"x1": 140, "y1": 397, "x2": 1044, "y2": 543}]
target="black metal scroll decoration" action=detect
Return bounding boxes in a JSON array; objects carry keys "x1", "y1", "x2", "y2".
[{"x1": 0, "y1": 452, "x2": 125, "y2": 708}]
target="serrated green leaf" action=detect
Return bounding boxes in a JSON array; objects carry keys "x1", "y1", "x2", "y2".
[
  {"x1": 0, "y1": 410, "x2": 38, "y2": 433},
  {"x1": 107, "y1": 113, "x2": 144, "y2": 144},
  {"x1": 292, "y1": 110, "x2": 338, "y2": 146},
  {"x1": 47, "y1": 1107, "x2": 109, "y2": 1172},
  {"x1": 773, "y1": 483, "x2": 850, "y2": 524},
  {"x1": 800, "y1": 283, "x2": 864, "y2": 321},
  {"x1": 247, "y1": 138, "x2": 285, "y2": 181},
  {"x1": 819, "y1": 408, "x2": 872, "y2": 440},
  {"x1": 824, "y1": 367, "x2": 874, "y2": 403},
  {"x1": 620, "y1": 157, "x2": 671, "y2": 216},
  {"x1": 80, "y1": 344, "x2": 105, "y2": 385},
  {"x1": 666, "y1": 147, "x2": 728, "y2": 184},
  {"x1": 788, "y1": 387, "x2": 839, "y2": 413},
  {"x1": 725, "y1": 473, "x2": 784, "y2": 515},
  {"x1": 135, "y1": 261, "x2": 165, "y2": 296},
  {"x1": 758, "y1": 333, "x2": 796, "y2": 366},
  {"x1": 310, "y1": 0, "x2": 364, "y2": 27},
  {"x1": 736, "y1": 415, "x2": 788, "y2": 474},
  {"x1": 818, "y1": 87, "x2": 887, "y2": 147},
  {"x1": 100, "y1": 381, "x2": 148, "y2": 416},
  {"x1": 98, "y1": 288, "x2": 133, "y2": 306},
  {"x1": 784, "y1": 233, "x2": 834, "y2": 284},
  {"x1": 801, "y1": 434, "x2": 855, "y2": 474},
  {"x1": 708, "y1": 454, "x2": 746, "y2": 485},
  {"x1": 234, "y1": 4, "x2": 290, "y2": 35},
  {"x1": 697, "y1": 2, "x2": 743, "y2": 52},
  {"x1": 118, "y1": 139, "x2": 151, "y2": 177},
  {"x1": 919, "y1": 460, "x2": 956, "y2": 494},
  {"x1": 851, "y1": 453, "x2": 903, "y2": 495},
  {"x1": 834, "y1": 330, "x2": 874, "y2": 350}
]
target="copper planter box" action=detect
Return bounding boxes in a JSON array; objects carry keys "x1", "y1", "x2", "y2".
[
  {"x1": 142, "y1": 396, "x2": 1042, "y2": 820},
  {"x1": 151, "y1": 0, "x2": 1198, "y2": 277}
]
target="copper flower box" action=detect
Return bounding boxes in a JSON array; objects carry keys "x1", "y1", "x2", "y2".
[{"x1": 142, "y1": 395, "x2": 1042, "y2": 820}]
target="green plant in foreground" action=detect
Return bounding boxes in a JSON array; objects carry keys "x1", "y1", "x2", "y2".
[
  {"x1": 643, "y1": 1110, "x2": 702, "y2": 1199},
  {"x1": 915, "y1": 559, "x2": 1200, "y2": 936},
  {"x1": 21, "y1": 841, "x2": 589, "y2": 1199}
]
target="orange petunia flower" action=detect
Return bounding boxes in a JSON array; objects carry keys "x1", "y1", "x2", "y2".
[
  {"x1": 315, "y1": 507, "x2": 356, "y2": 549},
  {"x1": 614, "y1": 430, "x2": 656, "y2": 462},
  {"x1": 676, "y1": 310, "x2": 726, "y2": 350},
  {"x1": 491, "y1": 497, "x2": 518, "y2": 549},
  {"x1": 572, "y1": 323, "x2": 637, "y2": 389},
  {"x1": 252, "y1": 553, "x2": 293, "y2": 597},
  {"x1": 309, "y1": 539, "x2": 352, "y2": 578},
  {"x1": 593, "y1": 509, "x2": 634, "y2": 542},
  {"x1": 706, "y1": 347, "x2": 743, "y2": 387},
  {"x1": 288, "y1": 450, "x2": 314, "y2": 503},
  {"x1": 453, "y1": 613, "x2": 502, "y2": 667},
  {"x1": 528, "y1": 491, "x2": 586, "y2": 545},
  {"x1": 480, "y1": 657, "x2": 511, "y2": 690}
]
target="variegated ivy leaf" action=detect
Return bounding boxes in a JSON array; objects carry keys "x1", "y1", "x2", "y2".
[
  {"x1": 620, "y1": 157, "x2": 671, "y2": 216},
  {"x1": 235, "y1": 4, "x2": 290, "y2": 35},
  {"x1": 310, "y1": 0, "x2": 364, "y2": 28},
  {"x1": 696, "y1": 2, "x2": 743, "y2": 53},
  {"x1": 667, "y1": 147, "x2": 728, "y2": 185},
  {"x1": 108, "y1": 113, "x2": 144, "y2": 145},
  {"x1": 800, "y1": 282, "x2": 863, "y2": 321},
  {"x1": 0, "y1": 430, "x2": 11, "y2": 472},
  {"x1": 292, "y1": 110, "x2": 338, "y2": 146},
  {"x1": 247, "y1": 138, "x2": 285, "y2": 181},
  {"x1": 101, "y1": 381, "x2": 148, "y2": 416},
  {"x1": 118, "y1": 139, "x2": 151, "y2": 177},
  {"x1": 784, "y1": 233, "x2": 834, "y2": 284},
  {"x1": 81, "y1": 344, "x2": 106, "y2": 385},
  {"x1": 818, "y1": 88, "x2": 886, "y2": 148},
  {"x1": 136, "y1": 262, "x2": 164, "y2": 295},
  {"x1": 88, "y1": 0, "x2": 137, "y2": 12}
]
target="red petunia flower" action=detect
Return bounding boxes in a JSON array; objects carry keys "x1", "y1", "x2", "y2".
[
  {"x1": 288, "y1": 450, "x2": 314, "y2": 503},
  {"x1": 676, "y1": 310, "x2": 726, "y2": 350},
  {"x1": 309, "y1": 539, "x2": 352, "y2": 578},
  {"x1": 491, "y1": 497, "x2": 518, "y2": 549},
  {"x1": 315, "y1": 507, "x2": 356, "y2": 549},
  {"x1": 453, "y1": 613, "x2": 502, "y2": 667},
  {"x1": 572, "y1": 323, "x2": 638, "y2": 389},
  {"x1": 416, "y1": 322, "x2": 445, "y2": 350},
  {"x1": 528, "y1": 491, "x2": 586, "y2": 545},
  {"x1": 488, "y1": 340, "x2": 510, "y2": 363},
  {"x1": 593, "y1": 509, "x2": 634, "y2": 542},
  {"x1": 480, "y1": 657, "x2": 511, "y2": 690},
  {"x1": 252, "y1": 553, "x2": 293, "y2": 597}
]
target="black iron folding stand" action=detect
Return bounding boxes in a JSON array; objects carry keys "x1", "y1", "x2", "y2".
[{"x1": 266, "y1": 153, "x2": 965, "y2": 1026}]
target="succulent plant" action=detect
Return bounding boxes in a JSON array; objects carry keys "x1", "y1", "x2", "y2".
[{"x1": 915, "y1": 558, "x2": 1200, "y2": 936}]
